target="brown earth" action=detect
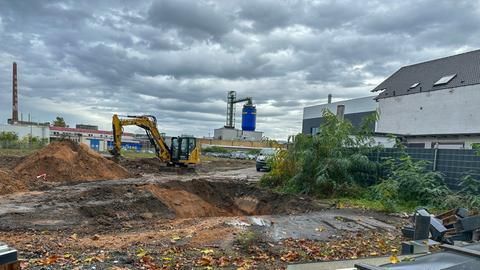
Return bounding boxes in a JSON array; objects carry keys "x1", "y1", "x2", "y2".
[
  {"x1": 144, "y1": 184, "x2": 232, "y2": 218},
  {"x1": 74, "y1": 179, "x2": 325, "y2": 229},
  {"x1": 13, "y1": 140, "x2": 132, "y2": 183},
  {"x1": 0, "y1": 154, "x2": 405, "y2": 270},
  {"x1": 116, "y1": 157, "x2": 255, "y2": 176},
  {"x1": 0, "y1": 169, "x2": 26, "y2": 195}
]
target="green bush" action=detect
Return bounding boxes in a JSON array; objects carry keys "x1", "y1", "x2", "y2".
[
  {"x1": 367, "y1": 151, "x2": 452, "y2": 212},
  {"x1": 0, "y1": 132, "x2": 47, "y2": 150},
  {"x1": 385, "y1": 154, "x2": 450, "y2": 205},
  {"x1": 0, "y1": 132, "x2": 18, "y2": 142},
  {"x1": 454, "y1": 175, "x2": 480, "y2": 211},
  {"x1": 260, "y1": 109, "x2": 480, "y2": 213},
  {"x1": 261, "y1": 109, "x2": 380, "y2": 198},
  {"x1": 368, "y1": 179, "x2": 399, "y2": 212}
]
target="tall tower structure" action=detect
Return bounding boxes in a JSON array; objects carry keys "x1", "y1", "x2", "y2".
[{"x1": 12, "y1": 62, "x2": 19, "y2": 123}]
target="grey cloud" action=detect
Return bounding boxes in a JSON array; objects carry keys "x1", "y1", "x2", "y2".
[
  {"x1": 0, "y1": 0, "x2": 479, "y2": 139},
  {"x1": 238, "y1": 0, "x2": 292, "y2": 32},
  {"x1": 148, "y1": 0, "x2": 234, "y2": 40}
]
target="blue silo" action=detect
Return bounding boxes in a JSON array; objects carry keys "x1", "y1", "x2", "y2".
[{"x1": 242, "y1": 104, "x2": 256, "y2": 131}]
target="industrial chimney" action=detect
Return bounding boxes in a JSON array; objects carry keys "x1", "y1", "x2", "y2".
[
  {"x1": 12, "y1": 62, "x2": 18, "y2": 123},
  {"x1": 336, "y1": 104, "x2": 345, "y2": 120}
]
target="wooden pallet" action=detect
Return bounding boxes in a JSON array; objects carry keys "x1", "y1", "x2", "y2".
[{"x1": 0, "y1": 261, "x2": 20, "y2": 270}]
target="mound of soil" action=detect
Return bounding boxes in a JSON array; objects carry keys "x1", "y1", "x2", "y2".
[
  {"x1": 0, "y1": 169, "x2": 26, "y2": 195},
  {"x1": 13, "y1": 140, "x2": 132, "y2": 182}
]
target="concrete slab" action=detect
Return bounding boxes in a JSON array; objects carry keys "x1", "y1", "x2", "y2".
[{"x1": 287, "y1": 255, "x2": 417, "y2": 270}]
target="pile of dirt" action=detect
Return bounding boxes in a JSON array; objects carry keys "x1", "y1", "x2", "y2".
[
  {"x1": 0, "y1": 169, "x2": 26, "y2": 195},
  {"x1": 13, "y1": 140, "x2": 132, "y2": 182}
]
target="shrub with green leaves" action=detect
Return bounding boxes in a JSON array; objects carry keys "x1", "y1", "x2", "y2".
[
  {"x1": 368, "y1": 179, "x2": 399, "y2": 212},
  {"x1": 455, "y1": 175, "x2": 480, "y2": 211},
  {"x1": 261, "y1": 109, "x2": 480, "y2": 213},
  {"x1": 382, "y1": 154, "x2": 450, "y2": 206},
  {"x1": 261, "y1": 109, "x2": 379, "y2": 197}
]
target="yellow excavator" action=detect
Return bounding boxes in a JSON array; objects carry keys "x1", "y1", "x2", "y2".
[{"x1": 110, "y1": 114, "x2": 200, "y2": 166}]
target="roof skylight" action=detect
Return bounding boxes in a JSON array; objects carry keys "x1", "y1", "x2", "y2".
[
  {"x1": 371, "y1": 88, "x2": 386, "y2": 92},
  {"x1": 410, "y1": 82, "x2": 420, "y2": 89},
  {"x1": 434, "y1": 74, "x2": 456, "y2": 86}
]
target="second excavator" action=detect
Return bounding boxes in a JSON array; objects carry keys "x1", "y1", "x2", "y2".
[{"x1": 110, "y1": 114, "x2": 200, "y2": 166}]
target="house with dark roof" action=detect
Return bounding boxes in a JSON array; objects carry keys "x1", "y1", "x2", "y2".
[{"x1": 372, "y1": 49, "x2": 480, "y2": 149}]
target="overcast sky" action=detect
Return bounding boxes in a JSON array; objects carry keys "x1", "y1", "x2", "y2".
[{"x1": 0, "y1": 0, "x2": 479, "y2": 139}]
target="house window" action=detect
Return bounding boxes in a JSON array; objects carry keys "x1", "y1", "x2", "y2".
[
  {"x1": 410, "y1": 82, "x2": 420, "y2": 89},
  {"x1": 311, "y1": 127, "x2": 320, "y2": 135}
]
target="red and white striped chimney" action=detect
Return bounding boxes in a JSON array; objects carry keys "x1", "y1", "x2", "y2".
[{"x1": 12, "y1": 62, "x2": 18, "y2": 123}]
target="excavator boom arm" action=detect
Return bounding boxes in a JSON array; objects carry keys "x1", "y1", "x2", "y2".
[{"x1": 112, "y1": 114, "x2": 172, "y2": 162}]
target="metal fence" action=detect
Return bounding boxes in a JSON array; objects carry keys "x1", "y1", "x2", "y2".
[
  {"x1": 367, "y1": 148, "x2": 480, "y2": 189},
  {"x1": 0, "y1": 140, "x2": 48, "y2": 150}
]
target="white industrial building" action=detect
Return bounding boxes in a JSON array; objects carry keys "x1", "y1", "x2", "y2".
[
  {"x1": 0, "y1": 123, "x2": 50, "y2": 141},
  {"x1": 50, "y1": 126, "x2": 141, "y2": 152},
  {"x1": 0, "y1": 124, "x2": 143, "y2": 152},
  {"x1": 214, "y1": 127, "x2": 263, "y2": 141},
  {"x1": 302, "y1": 49, "x2": 480, "y2": 149}
]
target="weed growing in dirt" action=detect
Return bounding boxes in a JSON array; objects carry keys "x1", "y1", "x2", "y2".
[{"x1": 235, "y1": 230, "x2": 263, "y2": 252}]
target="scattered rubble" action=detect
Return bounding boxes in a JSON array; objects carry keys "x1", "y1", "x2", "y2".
[{"x1": 401, "y1": 208, "x2": 480, "y2": 255}]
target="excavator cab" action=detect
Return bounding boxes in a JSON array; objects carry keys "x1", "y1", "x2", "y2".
[{"x1": 170, "y1": 136, "x2": 198, "y2": 165}]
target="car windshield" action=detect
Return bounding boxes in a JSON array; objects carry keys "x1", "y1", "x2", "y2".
[{"x1": 260, "y1": 148, "x2": 275, "y2": 155}]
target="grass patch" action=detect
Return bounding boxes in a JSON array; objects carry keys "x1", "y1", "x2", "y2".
[
  {"x1": 329, "y1": 197, "x2": 452, "y2": 214},
  {"x1": 116, "y1": 150, "x2": 157, "y2": 159}
]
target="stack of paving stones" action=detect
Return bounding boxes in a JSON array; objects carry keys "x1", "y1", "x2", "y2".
[
  {"x1": 401, "y1": 208, "x2": 480, "y2": 254},
  {"x1": 0, "y1": 242, "x2": 19, "y2": 270}
]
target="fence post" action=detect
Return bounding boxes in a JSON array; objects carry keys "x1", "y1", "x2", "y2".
[
  {"x1": 376, "y1": 148, "x2": 381, "y2": 182},
  {"x1": 433, "y1": 148, "x2": 438, "y2": 171}
]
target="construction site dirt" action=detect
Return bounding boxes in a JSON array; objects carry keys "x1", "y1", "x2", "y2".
[{"x1": 0, "y1": 142, "x2": 405, "y2": 269}]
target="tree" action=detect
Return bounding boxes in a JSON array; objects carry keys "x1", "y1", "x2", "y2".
[
  {"x1": 261, "y1": 109, "x2": 379, "y2": 197},
  {"x1": 53, "y1": 116, "x2": 67, "y2": 127},
  {"x1": 0, "y1": 132, "x2": 18, "y2": 142}
]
